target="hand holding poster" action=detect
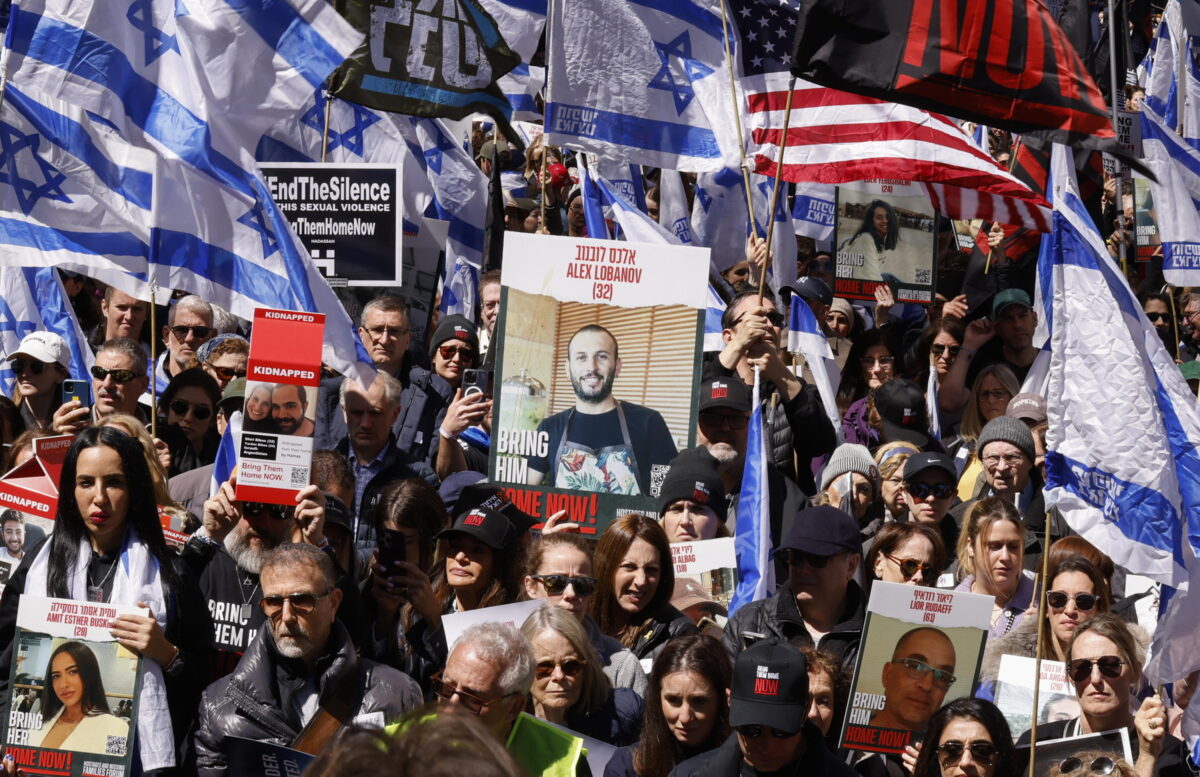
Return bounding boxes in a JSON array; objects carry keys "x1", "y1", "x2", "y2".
[
  {"x1": 840, "y1": 582, "x2": 992, "y2": 754},
  {"x1": 4, "y1": 596, "x2": 143, "y2": 777}
]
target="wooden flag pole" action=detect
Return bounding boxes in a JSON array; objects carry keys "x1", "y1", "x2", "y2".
[
  {"x1": 759, "y1": 75, "x2": 797, "y2": 302},
  {"x1": 149, "y1": 284, "x2": 159, "y2": 439},
  {"x1": 716, "y1": 0, "x2": 763, "y2": 246},
  {"x1": 321, "y1": 92, "x2": 332, "y2": 163},
  {"x1": 1166, "y1": 284, "x2": 1183, "y2": 362},
  {"x1": 1028, "y1": 512, "x2": 1055, "y2": 777}
]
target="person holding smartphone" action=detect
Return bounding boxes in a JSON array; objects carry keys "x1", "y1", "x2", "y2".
[{"x1": 6, "y1": 331, "x2": 71, "y2": 432}]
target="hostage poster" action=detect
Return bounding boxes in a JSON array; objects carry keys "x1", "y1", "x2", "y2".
[
  {"x1": 4, "y1": 596, "x2": 143, "y2": 777},
  {"x1": 839, "y1": 582, "x2": 991, "y2": 754},
  {"x1": 834, "y1": 180, "x2": 937, "y2": 304},
  {"x1": 489, "y1": 232, "x2": 709, "y2": 533}
]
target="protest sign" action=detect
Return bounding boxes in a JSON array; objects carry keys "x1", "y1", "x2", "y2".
[
  {"x1": 993, "y1": 655, "x2": 1078, "y2": 739},
  {"x1": 671, "y1": 538, "x2": 736, "y2": 613},
  {"x1": 1133, "y1": 174, "x2": 1160, "y2": 262},
  {"x1": 489, "y1": 233, "x2": 708, "y2": 533},
  {"x1": 839, "y1": 582, "x2": 991, "y2": 754},
  {"x1": 442, "y1": 599, "x2": 546, "y2": 654},
  {"x1": 834, "y1": 181, "x2": 937, "y2": 304},
  {"x1": 237, "y1": 309, "x2": 325, "y2": 505},
  {"x1": 1017, "y1": 729, "x2": 1133, "y2": 777},
  {"x1": 0, "y1": 435, "x2": 73, "y2": 521},
  {"x1": 4, "y1": 596, "x2": 143, "y2": 777},
  {"x1": 226, "y1": 737, "x2": 314, "y2": 777}
]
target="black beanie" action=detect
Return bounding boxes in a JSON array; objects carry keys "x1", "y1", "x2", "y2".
[
  {"x1": 429, "y1": 314, "x2": 479, "y2": 360},
  {"x1": 657, "y1": 447, "x2": 727, "y2": 516}
]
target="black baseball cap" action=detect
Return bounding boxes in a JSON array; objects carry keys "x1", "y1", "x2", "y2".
[
  {"x1": 778, "y1": 506, "x2": 859, "y2": 556},
  {"x1": 436, "y1": 506, "x2": 518, "y2": 551},
  {"x1": 455, "y1": 481, "x2": 540, "y2": 534},
  {"x1": 729, "y1": 640, "x2": 810, "y2": 734},
  {"x1": 782, "y1": 276, "x2": 834, "y2": 308},
  {"x1": 322, "y1": 493, "x2": 352, "y2": 533},
  {"x1": 902, "y1": 452, "x2": 956, "y2": 482},
  {"x1": 874, "y1": 379, "x2": 931, "y2": 448},
  {"x1": 698, "y1": 378, "x2": 751, "y2": 413}
]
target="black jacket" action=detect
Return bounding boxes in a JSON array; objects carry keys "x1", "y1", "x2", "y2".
[
  {"x1": 192, "y1": 620, "x2": 422, "y2": 776},
  {"x1": 566, "y1": 688, "x2": 645, "y2": 747},
  {"x1": 334, "y1": 437, "x2": 439, "y2": 556},
  {"x1": 722, "y1": 582, "x2": 866, "y2": 675},
  {"x1": 629, "y1": 604, "x2": 701, "y2": 661},
  {"x1": 668, "y1": 725, "x2": 859, "y2": 777}
]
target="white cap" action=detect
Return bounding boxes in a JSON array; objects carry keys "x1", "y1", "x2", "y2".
[{"x1": 10, "y1": 331, "x2": 69, "y2": 368}]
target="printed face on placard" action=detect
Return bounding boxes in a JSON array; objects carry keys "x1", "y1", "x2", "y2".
[{"x1": 241, "y1": 380, "x2": 317, "y2": 438}]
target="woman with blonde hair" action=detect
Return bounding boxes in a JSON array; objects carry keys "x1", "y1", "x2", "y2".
[
  {"x1": 950, "y1": 364, "x2": 1020, "y2": 498},
  {"x1": 875, "y1": 441, "x2": 922, "y2": 522},
  {"x1": 954, "y1": 497, "x2": 1034, "y2": 639}
]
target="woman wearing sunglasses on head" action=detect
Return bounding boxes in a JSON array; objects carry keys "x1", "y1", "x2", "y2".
[
  {"x1": 863, "y1": 522, "x2": 947, "y2": 596},
  {"x1": 159, "y1": 367, "x2": 221, "y2": 476},
  {"x1": 1016, "y1": 614, "x2": 1188, "y2": 777},
  {"x1": 605, "y1": 634, "x2": 732, "y2": 777},
  {"x1": 523, "y1": 532, "x2": 648, "y2": 696},
  {"x1": 0, "y1": 426, "x2": 214, "y2": 775},
  {"x1": 520, "y1": 606, "x2": 644, "y2": 747},
  {"x1": 911, "y1": 698, "x2": 1017, "y2": 777}
]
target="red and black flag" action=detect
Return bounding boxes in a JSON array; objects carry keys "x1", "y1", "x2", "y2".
[{"x1": 790, "y1": 0, "x2": 1118, "y2": 149}]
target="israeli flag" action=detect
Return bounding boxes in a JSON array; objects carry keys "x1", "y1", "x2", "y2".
[
  {"x1": 479, "y1": 0, "x2": 547, "y2": 62},
  {"x1": 658, "y1": 170, "x2": 696, "y2": 245},
  {"x1": 704, "y1": 285, "x2": 726, "y2": 352},
  {"x1": 1141, "y1": 109, "x2": 1200, "y2": 286},
  {"x1": 786, "y1": 300, "x2": 842, "y2": 443},
  {"x1": 592, "y1": 175, "x2": 678, "y2": 244},
  {"x1": 0, "y1": 267, "x2": 95, "y2": 395},
  {"x1": 691, "y1": 167, "x2": 753, "y2": 274},
  {"x1": 1140, "y1": 0, "x2": 1200, "y2": 150},
  {"x1": 594, "y1": 160, "x2": 647, "y2": 213},
  {"x1": 752, "y1": 174, "x2": 798, "y2": 296},
  {"x1": 730, "y1": 367, "x2": 775, "y2": 614},
  {"x1": 1042, "y1": 143, "x2": 1198, "y2": 588},
  {"x1": 498, "y1": 63, "x2": 545, "y2": 121},
  {"x1": 791, "y1": 183, "x2": 836, "y2": 242},
  {"x1": 545, "y1": 0, "x2": 741, "y2": 171},
  {"x1": 209, "y1": 411, "x2": 241, "y2": 498},
  {"x1": 578, "y1": 159, "x2": 612, "y2": 240}
]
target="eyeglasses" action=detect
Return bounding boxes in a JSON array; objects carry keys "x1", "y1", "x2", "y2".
[
  {"x1": 9, "y1": 358, "x2": 45, "y2": 375},
  {"x1": 169, "y1": 400, "x2": 212, "y2": 420},
  {"x1": 243, "y1": 502, "x2": 294, "y2": 521},
  {"x1": 90, "y1": 365, "x2": 139, "y2": 383},
  {"x1": 430, "y1": 670, "x2": 516, "y2": 714},
  {"x1": 438, "y1": 344, "x2": 475, "y2": 361},
  {"x1": 930, "y1": 344, "x2": 962, "y2": 358},
  {"x1": 890, "y1": 657, "x2": 957, "y2": 689},
  {"x1": 1146, "y1": 312, "x2": 1169, "y2": 323},
  {"x1": 1046, "y1": 591, "x2": 1099, "y2": 611},
  {"x1": 699, "y1": 411, "x2": 750, "y2": 431},
  {"x1": 207, "y1": 365, "x2": 246, "y2": 381},
  {"x1": 736, "y1": 725, "x2": 793, "y2": 739},
  {"x1": 531, "y1": 574, "x2": 597, "y2": 597},
  {"x1": 860, "y1": 355, "x2": 895, "y2": 367},
  {"x1": 1058, "y1": 757, "x2": 1117, "y2": 776},
  {"x1": 906, "y1": 481, "x2": 956, "y2": 500},
  {"x1": 1182, "y1": 309, "x2": 1200, "y2": 322},
  {"x1": 733, "y1": 311, "x2": 787, "y2": 328},
  {"x1": 169, "y1": 325, "x2": 212, "y2": 341},
  {"x1": 363, "y1": 325, "x2": 410, "y2": 340},
  {"x1": 777, "y1": 549, "x2": 834, "y2": 568},
  {"x1": 884, "y1": 554, "x2": 932, "y2": 581},
  {"x1": 1067, "y1": 655, "x2": 1126, "y2": 682},
  {"x1": 535, "y1": 658, "x2": 588, "y2": 679},
  {"x1": 979, "y1": 389, "x2": 1013, "y2": 402},
  {"x1": 982, "y1": 453, "x2": 1026, "y2": 468},
  {"x1": 259, "y1": 588, "x2": 334, "y2": 618},
  {"x1": 936, "y1": 741, "x2": 998, "y2": 768}
]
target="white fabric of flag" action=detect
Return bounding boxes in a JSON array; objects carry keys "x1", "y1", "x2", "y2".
[
  {"x1": 546, "y1": 0, "x2": 741, "y2": 171},
  {"x1": 691, "y1": 167, "x2": 752, "y2": 273},
  {"x1": 1042, "y1": 143, "x2": 1198, "y2": 588},
  {"x1": 498, "y1": 63, "x2": 545, "y2": 121},
  {"x1": 791, "y1": 183, "x2": 835, "y2": 242},
  {"x1": 658, "y1": 169, "x2": 697, "y2": 245},
  {"x1": 478, "y1": 0, "x2": 547, "y2": 62},
  {"x1": 1140, "y1": 0, "x2": 1200, "y2": 149},
  {"x1": 1141, "y1": 109, "x2": 1200, "y2": 286},
  {"x1": 592, "y1": 175, "x2": 677, "y2": 244},
  {"x1": 0, "y1": 266, "x2": 95, "y2": 395},
  {"x1": 704, "y1": 285, "x2": 726, "y2": 352},
  {"x1": 786, "y1": 299, "x2": 841, "y2": 443}
]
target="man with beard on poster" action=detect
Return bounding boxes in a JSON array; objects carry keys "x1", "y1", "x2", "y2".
[{"x1": 526, "y1": 324, "x2": 678, "y2": 495}]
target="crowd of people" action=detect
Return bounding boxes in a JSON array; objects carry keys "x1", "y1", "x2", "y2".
[{"x1": 0, "y1": 119, "x2": 1194, "y2": 777}]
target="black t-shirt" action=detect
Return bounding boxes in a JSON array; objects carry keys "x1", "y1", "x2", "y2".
[{"x1": 528, "y1": 402, "x2": 678, "y2": 494}]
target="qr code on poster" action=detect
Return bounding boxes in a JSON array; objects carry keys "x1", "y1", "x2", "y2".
[
  {"x1": 290, "y1": 468, "x2": 308, "y2": 487},
  {"x1": 105, "y1": 735, "x2": 127, "y2": 756},
  {"x1": 914, "y1": 268, "x2": 932, "y2": 284},
  {"x1": 648, "y1": 464, "x2": 670, "y2": 498}
]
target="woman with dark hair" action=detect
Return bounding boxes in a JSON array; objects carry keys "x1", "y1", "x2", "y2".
[
  {"x1": 910, "y1": 318, "x2": 966, "y2": 439},
  {"x1": 590, "y1": 515, "x2": 697, "y2": 661},
  {"x1": 605, "y1": 634, "x2": 732, "y2": 777},
  {"x1": 838, "y1": 200, "x2": 900, "y2": 283},
  {"x1": 29, "y1": 641, "x2": 128, "y2": 753},
  {"x1": 837, "y1": 329, "x2": 904, "y2": 418},
  {"x1": 864, "y1": 522, "x2": 947, "y2": 596},
  {"x1": 159, "y1": 366, "x2": 221, "y2": 475},
  {"x1": 0, "y1": 426, "x2": 213, "y2": 773},
  {"x1": 911, "y1": 698, "x2": 1017, "y2": 777}
]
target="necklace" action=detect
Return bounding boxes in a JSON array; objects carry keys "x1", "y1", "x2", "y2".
[
  {"x1": 87, "y1": 559, "x2": 118, "y2": 603},
  {"x1": 236, "y1": 573, "x2": 260, "y2": 623}
]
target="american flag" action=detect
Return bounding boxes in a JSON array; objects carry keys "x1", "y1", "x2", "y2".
[{"x1": 733, "y1": 0, "x2": 1052, "y2": 231}]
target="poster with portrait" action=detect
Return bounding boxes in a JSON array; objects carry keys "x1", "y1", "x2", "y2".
[
  {"x1": 834, "y1": 181, "x2": 937, "y2": 304},
  {"x1": 489, "y1": 233, "x2": 709, "y2": 534},
  {"x1": 237, "y1": 309, "x2": 326, "y2": 505},
  {"x1": 3, "y1": 596, "x2": 142, "y2": 777},
  {"x1": 1133, "y1": 174, "x2": 1160, "y2": 263},
  {"x1": 994, "y1": 655, "x2": 1079, "y2": 740},
  {"x1": 671, "y1": 538, "x2": 736, "y2": 613},
  {"x1": 839, "y1": 581, "x2": 992, "y2": 754},
  {"x1": 1017, "y1": 730, "x2": 1133, "y2": 777}
]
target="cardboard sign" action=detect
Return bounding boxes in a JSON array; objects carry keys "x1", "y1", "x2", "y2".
[
  {"x1": 834, "y1": 180, "x2": 937, "y2": 304},
  {"x1": 0, "y1": 435, "x2": 73, "y2": 520},
  {"x1": 994, "y1": 655, "x2": 1078, "y2": 739},
  {"x1": 3, "y1": 596, "x2": 143, "y2": 777},
  {"x1": 839, "y1": 582, "x2": 991, "y2": 754},
  {"x1": 670, "y1": 538, "x2": 735, "y2": 576},
  {"x1": 237, "y1": 309, "x2": 325, "y2": 505},
  {"x1": 226, "y1": 737, "x2": 314, "y2": 777},
  {"x1": 262, "y1": 163, "x2": 403, "y2": 287},
  {"x1": 442, "y1": 599, "x2": 546, "y2": 654},
  {"x1": 490, "y1": 233, "x2": 708, "y2": 532},
  {"x1": 1133, "y1": 174, "x2": 1160, "y2": 262}
]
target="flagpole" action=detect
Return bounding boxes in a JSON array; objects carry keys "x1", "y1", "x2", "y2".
[
  {"x1": 149, "y1": 283, "x2": 159, "y2": 439},
  {"x1": 1028, "y1": 512, "x2": 1054, "y2": 777},
  {"x1": 759, "y1": 75, "x2": 797, "y2": 300},
  {"x1": 1107, "y1": 0, "x2": 1128, "y2": 276},
  {"x1": 1165, "y1": 284, "x2": 1183, "y2": 362},
  {"x1": 716, "y1": 0, "x2": 763, "y2": 241},
  {"x1": 321, "y1": 92, "x2": 332, "y2": 163}
]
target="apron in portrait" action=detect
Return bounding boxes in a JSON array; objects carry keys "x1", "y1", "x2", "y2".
[{"x1": 552, "y1": 402, "x2": 642, "y2": 495}]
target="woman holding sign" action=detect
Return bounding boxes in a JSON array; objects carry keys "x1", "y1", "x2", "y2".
[
  {"x1": 0, "y1": 426, "x2": 214, "y2": 773},
  {"x1": 28, "y1": 641, "x2": 128, "y2": 753}
]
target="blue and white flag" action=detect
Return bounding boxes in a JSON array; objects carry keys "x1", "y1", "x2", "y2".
[
  {"x1": 498, "y1": 63, "x2": 545, "y2": 121},
  {"x1": 691, "y1": 167, "x2": 754, "y2": 273},
  {"x1": 704, "y1": 285, "x2": 726, "y2": 352},
  {"x1": 925, "y1": 363, "x2": 941, "y2": 442},
  {"x1": 790, "y1": 183, "x2": 836, "y2": 242},
  {"x1": 209, "y1": 411, "x2": 241, "y2": 497},
  {"x1": 545, "y1": 0, "x2": 741, "y2": 171},
  {"x1": 594, "y1": 160, "x2": 647, "y2": 213},
  {"x1": 1140, "y1": 0, "x2": 1200, "y2": 149},
  {"x1": 752, "y1": 173, "x2": 797, "y2": 296},
  {"x1": 479, "y1": 0, "x2": 548, "y2": 62},
  {"x1": 730, "y1": 367, "x2": 774, "y2": 614},
  {"x1": 593, "y1": 175, "x2": 678, "y2": 244},
  {"x1": 0, "y1": 267, "x2": 95, "y2": 395},
  {"x1": 786, "y1": 299, "x2": 842, "y2": 443},
  {"x1": 1042, "y1": 143, "x2": 1199, "y2": 587},
  {"x1": 658, "y1": 169, "x2": 696, "y2": 245},
  {"x1": 1141, "y1": 109, "x2": 1200, "y2": 286},
  {"x1": 578, "y1": 158, "x2": 612, "y2": 240}
]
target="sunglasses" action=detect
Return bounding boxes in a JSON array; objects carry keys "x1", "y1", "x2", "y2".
[
  {"x1": 438, "y1": 344, "x2": 475, "y2": 361},
  {"x1": 170, "y1": 325, "x2": 212, "y2": 341},
  {"x1": 90, "y1": 365, "x2": 139, "y2": 383},
  {"x1": 1046, "y1": 591, "x2": 1099, "y2": 611},
  {"x1": 891, "y1": 657, "x2": 957, "y2": 689},
  {"x1": 884, "y1": 554, "x2": 931, "y2": 581},
  {"x1": 937, "y1": 741, "x2": 998, "y2": 768},
  {"x1": 430, "y1": 670, "x2": 515, "y2": 714},
  {"x1": 1067, "y1": 655, "x2": 1126, "y2": 682},
  {"x1": 531, "y1": 574, "x2": 597, "y2": 597},
  {"x1": 860, "y1": 355, "x2": 895, "y2": 367},
  {"x1": 169, "y1": 400, "x2": 212, "y2": 420},
  {"x1": 906, "y1": 481, "x2": 956, "y2": 500},
  {"x1": 9, "y1": 358, "x2": 45, "y2": 375},
  {"x1": 698, "y1": 411, "x2": 750, "y2": 431},
  {"x1": 737, "y1": 725, "x2": 793, "y2": 739},
  {"x1": 535, "y1": 658, "x2": 588, "y2": 679},
  {"x1": 777, "y1": 549, "x2": 834, "y2": 568},
  {"x1": 733, "y1": 311, "x2": 787, "y2": 328},
  {"x1": 1146, "y1": 312, "x2": 1169, "y2": 323},
  {"x1": 930, "y1": 344, "x2": 961, "y2": 357},
  {"x1": 243, "y1": 502, "x2": 294, "y2": 521},
  {"x1": 1058, "y1": 757, "x2": 1117, "y2": 776},
  {"x1": 208, "y1": 365, "x2": 246, "y2": 381},
  {"x1": 259, "y1": 588, "x2": 334, "y2": 618}
]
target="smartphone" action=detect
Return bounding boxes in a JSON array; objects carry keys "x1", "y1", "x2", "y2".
[
  {"x1": 61, "y1": 379, "x2": 92, "y2": 409},
  {"x1": 378, "y1": 529, "x2": 412, "y2": 573},
  {"x1": 462, "y1": 368, "x2": 493, "y2": 397}
]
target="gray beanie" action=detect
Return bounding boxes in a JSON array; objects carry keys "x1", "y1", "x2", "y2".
[
  {"x1": 820, "y1": 443, "x2": 878, "y2": 492},
  {"x1": 977, "y1": 416, "x2": 1036, "y2": 461}
]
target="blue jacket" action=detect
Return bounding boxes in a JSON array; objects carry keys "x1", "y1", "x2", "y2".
[{"x1": 567, "y1": 688, "x2": 644, "y2": 747}]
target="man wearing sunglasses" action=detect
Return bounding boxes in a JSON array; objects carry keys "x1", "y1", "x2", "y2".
[
  {"x1": 671, "y1": 640, "x2": 857, "y2": 777},
  {"x1": 902, "y1": 452, "x2": 961, "y2": 557},
  {"x1": 871, "y1": 627, "x2": 957, "y2": 734},
  {"x1": 194, "y1": 543, "x2": 420, "y2": 774},
  {"x1": 155, "y1": 295, "x2": 215, "y2": 394},
  {"x1": 53, "y1": 338, "x2": 152, "y2": 435}
]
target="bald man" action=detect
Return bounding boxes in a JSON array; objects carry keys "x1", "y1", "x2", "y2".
[{"x1": 871, "y1": 627, "x2": 957, "y2": 732}]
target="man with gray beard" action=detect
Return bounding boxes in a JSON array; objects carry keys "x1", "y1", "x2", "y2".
[{"x1": 182, "y1": 473, "x2": 368, "y2": 681}]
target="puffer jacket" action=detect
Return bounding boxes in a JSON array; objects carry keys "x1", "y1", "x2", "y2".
[
  {"x1": 629, "y1": 604, "x2": 700, "y2": 662},
  {"x1": 192, "y1": 620, "x2": 421, "y2": 776},
  {"x1": 669, "y1": 724, "x2": 859, "y2": 777}
]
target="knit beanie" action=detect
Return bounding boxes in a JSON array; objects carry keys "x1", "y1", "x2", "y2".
[
  {"x1": 819, "y1": 443, "x2": 878, "y2": 492},
  {"x1": 977, "y1": 415, "x2": 1036, "y2": 462},
  {"x1": 657, "y1": 447, "x2": 726, "y2": 515},
  {"x1": 428, "y1": 314, "x2": 479, "y2": 359}
]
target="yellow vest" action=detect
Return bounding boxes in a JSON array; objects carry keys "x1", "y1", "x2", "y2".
[{"x1": 385, "y1": 712, "x2": 585, "y2": 777}]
